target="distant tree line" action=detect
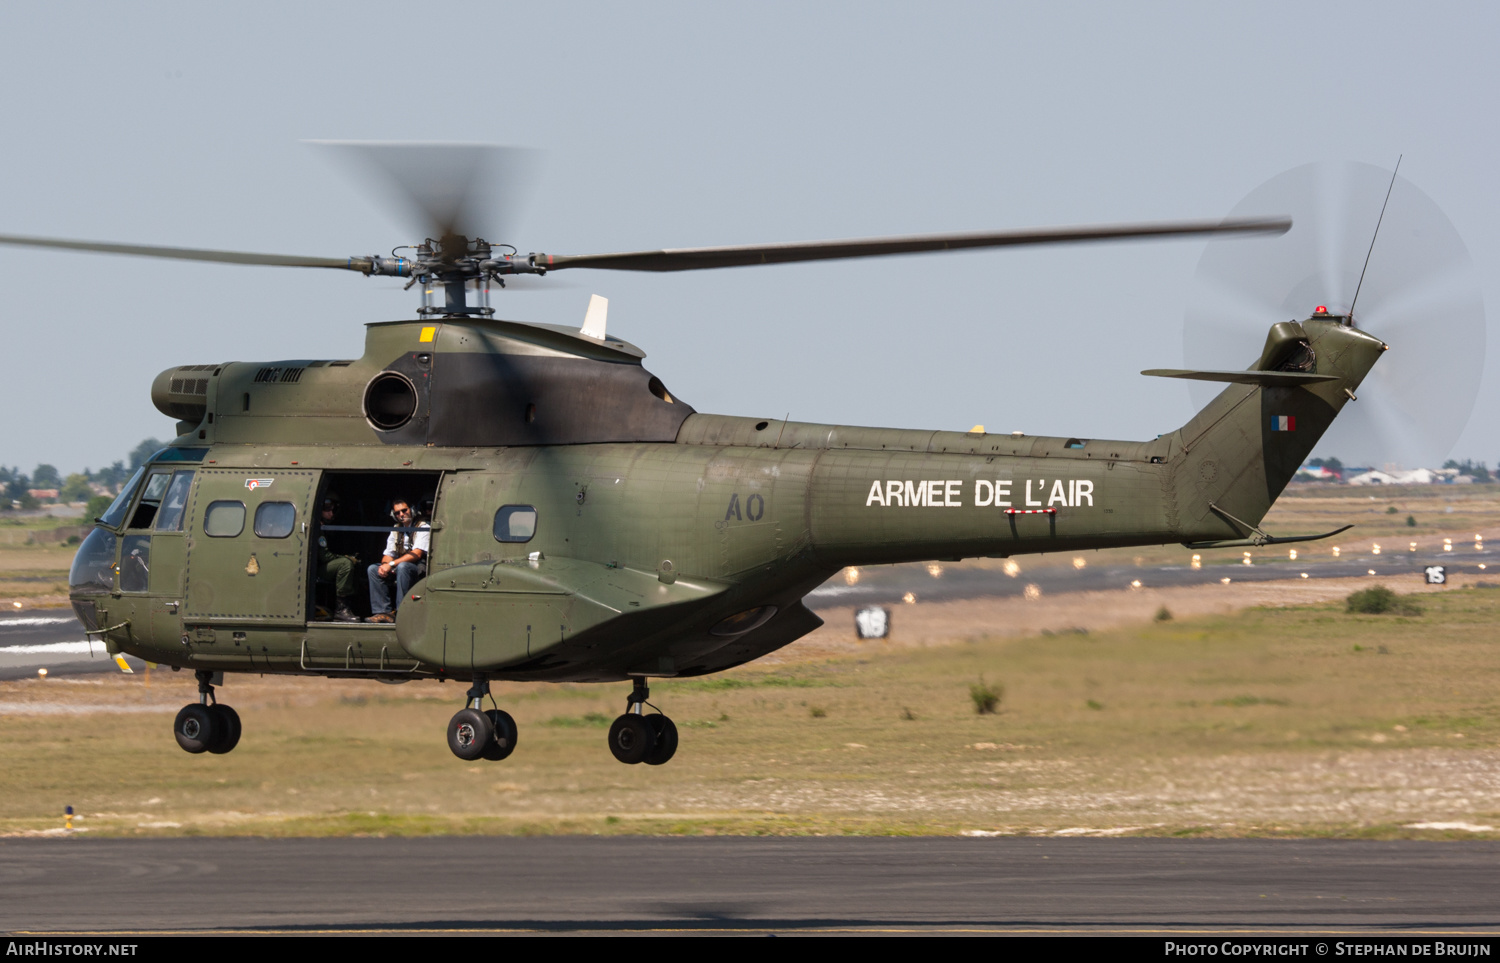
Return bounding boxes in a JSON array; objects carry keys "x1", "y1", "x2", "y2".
[
  {"x1": 1442, "y1": 459, "x2": 1492, "y2": 482},
  {"x1": 1, "y1": 438, "x2": 164, "y2": 512}
]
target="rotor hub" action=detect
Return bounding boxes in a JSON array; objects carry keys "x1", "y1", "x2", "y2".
[{"x1": 361, "y1": 235, "x2": 551, "y2": 317}]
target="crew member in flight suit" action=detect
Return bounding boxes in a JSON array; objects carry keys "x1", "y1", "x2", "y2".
[{"x1": 316, "y1": 496, "x2": 361, "y2": 623}]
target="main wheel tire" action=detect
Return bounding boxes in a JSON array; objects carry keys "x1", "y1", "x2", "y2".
[
  {"x1": 447, "y1": 708, "x2": 494, "y2": 761},
  {"x1": 207, "y1": 704, "x2": 242, "y2": 754},
  {"x1": 481, "y1": 709, "x2": 518, "y2": 761},
  {"x1": 173, "y1": 704, "x2": 215, "y2": 754},
  {"x1": 643, "y1": 713, "x2": 679, "y2": 766},
  {"x1": 607, "y1": 713, "x2": 655, "y2": 765}
]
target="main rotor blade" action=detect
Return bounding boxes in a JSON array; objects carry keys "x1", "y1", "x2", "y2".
[
  {"x1": 538, "y1": 217, "x2": 1291, "y2": 273},
  {"x1": 0, "y1": 233, "x2": 366, "y2": 270}
]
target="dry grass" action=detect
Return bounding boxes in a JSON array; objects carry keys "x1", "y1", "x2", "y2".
[{"x1": 3, "y1": 582, "x2": 1499, "y2": 839}]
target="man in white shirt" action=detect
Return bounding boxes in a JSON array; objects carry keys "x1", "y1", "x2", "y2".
[{"x1": 365, "y1": 499, "x2": 430, "y2": 623}]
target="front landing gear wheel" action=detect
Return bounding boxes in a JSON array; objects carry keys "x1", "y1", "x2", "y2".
[
  {"x1": 448, "y1": 708, "x2": 494, "y2": 761},
  {"x1": 481, "y1": 709, "x2": 518, "y2": 761},
  {"x1": 608, "y1": 714, "x2": 655, "y2": 764},
  {"x1": 174, "y1": 704, "x2": 215, "y2": 754},
  {"x1": 207, "y1": 704, "x2": 241, "y2": 754},
  {"x1": 643, "y1": 714, "x2": 678, "y2": 766}
]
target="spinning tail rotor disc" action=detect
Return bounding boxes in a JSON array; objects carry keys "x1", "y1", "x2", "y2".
[{"x1": 1183, "y1": 162, "x2": 1485, "y2": 469}]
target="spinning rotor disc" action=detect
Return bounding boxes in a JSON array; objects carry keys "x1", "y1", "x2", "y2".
[{"x1": 1183, "y1": 162, "x2": 1486, "y2": 469}]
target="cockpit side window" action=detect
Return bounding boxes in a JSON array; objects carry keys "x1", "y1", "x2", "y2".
[
  {"x1": 96, "y1": 467, "x2": 145, "y2": 530},
  {"x1": 127, "y1": 471, "x2": 174, "y2": 530},
  {"x1": 153, "y1": 471, "x2": 195, "y2": 532}
]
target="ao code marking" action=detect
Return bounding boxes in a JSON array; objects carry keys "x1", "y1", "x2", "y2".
[
  {"x1": 865, "y1": 479, "x2": 1095, "y2": 508},
  {"x1": 724, "y1": 492, "x2": 765, "y2": 522}
]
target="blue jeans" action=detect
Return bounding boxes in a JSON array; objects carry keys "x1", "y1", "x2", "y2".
[{"x1": 368, "y1": 561, "x2": 426, "y2": 615}]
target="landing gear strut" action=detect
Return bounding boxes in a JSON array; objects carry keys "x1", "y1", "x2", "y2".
[
  {"x1": 173, "y1": 670, "x2": 241, "y2": 755},
  {"x1": 446, "y1": 675, "x2": 518, "y2": 762},
  {"x1": 608, "y1": 678, "x2": 678, "y2": 766}
]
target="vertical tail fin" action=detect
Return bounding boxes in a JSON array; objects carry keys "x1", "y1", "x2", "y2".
[{"x1": 1164, "y1": 318, "x2": 1387, "y2": 541}]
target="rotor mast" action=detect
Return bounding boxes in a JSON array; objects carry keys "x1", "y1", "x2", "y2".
[{"x1": 361, "y1": 232, "x2": 553, "y2": 318}]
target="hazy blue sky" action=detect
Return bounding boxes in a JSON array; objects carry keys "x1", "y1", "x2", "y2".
[{"x1": 2, "y1": 2, "x2": 1495, "y2": 472}]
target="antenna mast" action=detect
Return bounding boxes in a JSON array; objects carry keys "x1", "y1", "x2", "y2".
[{"x1": 1348, "y1": 155, "x2": 1402, "y2": 322}]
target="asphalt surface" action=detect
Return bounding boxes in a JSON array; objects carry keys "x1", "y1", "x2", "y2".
[
  {"x1": 5, "y1": 556, "x2": 1497, "y2": 937},
  {"x1": 3, "y1": 837, "x2": 1498, "y2": 935},
  {"x1": 808, "y1": 549, "x2": 1492, "y2": 608},
  {"x1": 0, "y1": 610, "x2": 145, "y2": 680}
]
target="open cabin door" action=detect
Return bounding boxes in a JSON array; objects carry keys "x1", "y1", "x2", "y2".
[{"x1": 183, "y1": 469, "x2": 319, "y2": 623}]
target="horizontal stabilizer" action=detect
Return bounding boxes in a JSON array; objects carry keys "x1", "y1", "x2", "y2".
[{"x1": 1142, "y1": 368, "x2": 1339, "y2": 386}]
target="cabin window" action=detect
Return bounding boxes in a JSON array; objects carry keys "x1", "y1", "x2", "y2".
[
  {"x1": 253, "y1": 502, "x2": 297, "y2": 539},
  {"x1": 204, "y1": 500, "x2": 246, "y2": 537},
  {"x1": 119, "y1": 535, "x2": 152, "y2": 593},
  {"x1": 153, "y1": 471, "x2": 195, "y2": 532},
  {"x1": 493, "y1": 505, "x2": 537, "y2": 543},
  {"x1": 1065, "y1": 439, "x2": 1087, "y2": 450}
]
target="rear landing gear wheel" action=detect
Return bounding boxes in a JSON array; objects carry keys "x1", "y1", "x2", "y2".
[
  {"x1": 643, "y1": 713, "x2": 678, "y2": 766},
  {"x1": 448, "y1": 707, "x2": 493, "y2": 761},
  {"x1": 608, "y1": 714, "x2": 655, "y2": 765},
  {"x1": 481, "y1": 709, "x2": 518, "y2": 761},
  {"x1": 174, "y1": 704, "x2": 214, "y2": 754},
  {"x1": 207, "y1": 704, "x2": 242, "y2": 754}
]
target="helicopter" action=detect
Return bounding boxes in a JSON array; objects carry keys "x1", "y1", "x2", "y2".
[{"x1": 5, "y1": 146, "x2": 1403, "y2": 767}]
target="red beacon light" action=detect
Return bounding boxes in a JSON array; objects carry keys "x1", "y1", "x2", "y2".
[{"x1": 1313, "y1": 305, "x2": 1329, "y2": 316}]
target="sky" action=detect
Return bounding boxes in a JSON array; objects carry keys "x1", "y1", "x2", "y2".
[{"x1": 1, "y1": 2, "x2": 1496, "y2": 474}]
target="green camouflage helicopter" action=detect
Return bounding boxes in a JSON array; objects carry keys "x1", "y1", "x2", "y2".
[{"x1": 3, "y1": 147, "x2": 1397, "y2": 766}]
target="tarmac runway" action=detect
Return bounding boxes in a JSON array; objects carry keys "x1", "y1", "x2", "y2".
[
  {"x1": 0, "y1": 611, "x2": 145, "y2": 680},
  {"x1": 808, "y1": 549, "x2": 1490, "y2": 608},
  {"x1": 3, "y1": 837, "x2": 1499, "y2": 935}
]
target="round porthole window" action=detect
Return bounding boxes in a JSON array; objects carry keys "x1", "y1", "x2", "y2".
[{"x1": 363, "y1": 371, "x2": 418, "y2": 431}]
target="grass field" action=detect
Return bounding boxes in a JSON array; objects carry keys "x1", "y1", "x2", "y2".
[{"x1": 3, "y1": 581, "x2": 1498, "y2": 839}]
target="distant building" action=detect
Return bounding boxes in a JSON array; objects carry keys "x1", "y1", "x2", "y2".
[
  {"x1": 26, "y1": 489, "x2": 59, "y2": 502},
  {"x1": 1344, "y1": 468, "x2": 1467, "y2": 486}
]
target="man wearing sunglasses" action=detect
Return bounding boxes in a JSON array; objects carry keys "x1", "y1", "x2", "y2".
[{"x1": 365, "y1": 498, "x2": 430, "y2": 624}]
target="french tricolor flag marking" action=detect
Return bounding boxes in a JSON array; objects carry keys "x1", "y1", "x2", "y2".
[{"x1": 1272, "y1": 415, "x2": 1296, "y2": 432}]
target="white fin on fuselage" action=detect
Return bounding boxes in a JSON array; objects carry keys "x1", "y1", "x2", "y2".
[{"x1": 581, "y1": 294, "x2": 609, "y2": 341}]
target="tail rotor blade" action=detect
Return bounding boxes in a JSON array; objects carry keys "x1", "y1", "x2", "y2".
[{"x1": 1183, "y1": 162, "x2": 1485, "y2": 468}]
